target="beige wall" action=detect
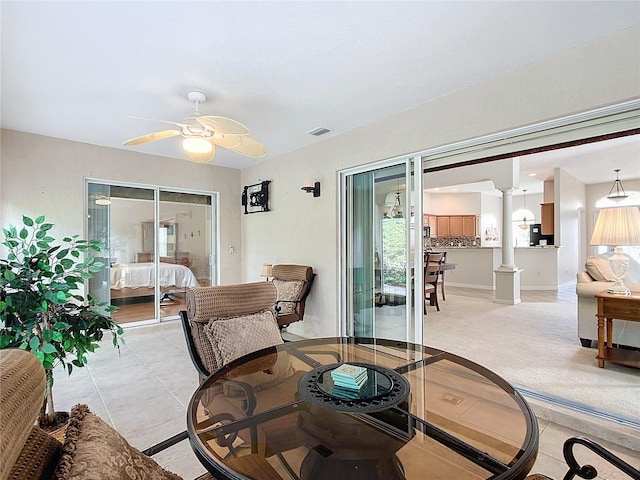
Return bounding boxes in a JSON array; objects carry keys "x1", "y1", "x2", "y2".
[
  {"x1": 1, "y1": 27, "x2": 638, "y2": 337},
  {"x1": 241, "y1": 26, "x2": 640, "y2": 338},
  {"x1": 0, "y1": 130, "x2": 244, "y2": 284}
]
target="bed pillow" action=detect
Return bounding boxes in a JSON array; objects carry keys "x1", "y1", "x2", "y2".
[
  {"x1": 273, "y1": 279, "x2": 305, "y2": 315},
  {"x1": 585, "y1": 256, "x2": 616, "y2": 282},
  {"x1": 204, "y1": 310, "x2": 283, "y2": 367},
  {"x1": 54, "y1": 404, "x2": 182, "y2": 480}
]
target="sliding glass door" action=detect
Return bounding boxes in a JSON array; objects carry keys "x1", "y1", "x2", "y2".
[
  {"x1": 87, "y1": 181, "x2": 216, "y2": 326},
  {"x1": 341, "y1": 156, "x2": 423, "y2": 343}
]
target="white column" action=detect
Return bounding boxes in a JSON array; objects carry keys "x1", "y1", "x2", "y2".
[
  {"x1": 500, "y1": 188, "x2": 516, "y2": 270},
  {"x1": 494, "y1": 187, "x2": 522, "y2": 304}
]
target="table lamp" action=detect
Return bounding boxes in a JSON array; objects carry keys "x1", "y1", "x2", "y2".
[
  {"x1": 589, "y1": 206, "x2": 640, "y2": 295},
  {"x1": 260, "y1": 263, "x2": 273, "y2": 281}
]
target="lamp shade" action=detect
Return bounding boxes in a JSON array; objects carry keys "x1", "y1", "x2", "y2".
[
  {"x1": 260, "y1": 263, "x2": 273, "y2": 277},
  {"x1": 590, "y1": 207, "x2": 640, "y2": 246}
]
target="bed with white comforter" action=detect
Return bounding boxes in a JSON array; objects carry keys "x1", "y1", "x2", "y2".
[{"x1": 110, "y1": 262, "x2": 199, "y2": 297}]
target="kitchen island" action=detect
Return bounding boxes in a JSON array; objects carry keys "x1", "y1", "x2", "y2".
[{"x1": 434, "y1": 246, "x2": 561, "y2": 290}]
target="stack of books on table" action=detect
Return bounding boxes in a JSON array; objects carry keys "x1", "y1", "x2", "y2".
[{"x1": 331, "y1": 363, "x2": 368, "y2": 390}]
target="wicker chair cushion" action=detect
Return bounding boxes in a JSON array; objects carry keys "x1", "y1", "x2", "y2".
[
  {"x1": 0, "y1": 349, "x2": 48, "y2": 479},
  {"x1": 8, "y1": 426, "x2": 63, "y2": 480},
  {"x1": 204, "y1": 310, "x2": 283, "y2": 367},
  {"x1": 53, "y1": 404, "x2": 182, "y2": 480},
  {"x1": 186, "y1": 282, "x2": 277, "y2": 324},
  {"x1": 189, "y1": 319, "x2": 219, "y2": 374},
  {"x1": 273, "y1": 279, "x2": 305, "y2": 314}
]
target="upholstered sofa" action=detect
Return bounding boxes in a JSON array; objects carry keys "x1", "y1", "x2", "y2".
[{"x1": 575, "y1": 255, "x2": 640, "y2": 348}]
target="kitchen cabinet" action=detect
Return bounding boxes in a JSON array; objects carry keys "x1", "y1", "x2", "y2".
[
  {"x1": 541, "y1": 203, "x2": 554, "y2": 235},
  {"x1": 423, "y1": 214, "x2": 438, "y2": 237},
  {"x1": 437, "y1": 216, "x2": 450, "y2": 237},
  {"x1": 436, "y1": 215, "x2": 476, "y2": 237},
  {"x1": 462, "y1": 216, "x2": 477, "y2": 237},
  {"x1": 449, "y1": 216, "x2": 463, "y2": 236}
]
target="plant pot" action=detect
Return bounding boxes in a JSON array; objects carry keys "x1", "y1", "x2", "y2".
[{"x1": 39, "y1": 411, "x2": 69, "y2": 434}]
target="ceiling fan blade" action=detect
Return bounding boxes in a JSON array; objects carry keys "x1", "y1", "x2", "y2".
[
  {"x1": 211, "y1": 134, "x2": 243, "y2": 149},
  {"x1": 123, "y1": 129, "x2": 182, "y2": 146},
  {"x1": 196, "y1": 116, "x2": 249, "y2": 135},
  {"x1": 217, "y1": 135, "x2": 267, "y2": 157},
  {"x1": 184, "y1": 142, "x2": 216, "y2": 163},
  {"x1": 128, "y1": 115, "x2": 189, "y2": 129}
]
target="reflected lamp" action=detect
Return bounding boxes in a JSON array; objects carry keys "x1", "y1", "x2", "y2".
[{"x1": 589, "y1": 206, "x2": 640, "y2": 295}]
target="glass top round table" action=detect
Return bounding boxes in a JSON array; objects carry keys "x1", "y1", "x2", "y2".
[{"x1": 187, "y1": 337, "x2": 539, "y2": 480}]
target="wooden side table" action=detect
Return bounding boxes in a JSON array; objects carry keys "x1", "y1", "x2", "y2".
[{"x1": 595, "y1": 290, "x2": 640, "y2": 368}]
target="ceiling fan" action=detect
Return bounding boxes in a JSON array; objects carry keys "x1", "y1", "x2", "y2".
[{"x1": 123, "y1": 91, "x2": 267, "y2": 163}]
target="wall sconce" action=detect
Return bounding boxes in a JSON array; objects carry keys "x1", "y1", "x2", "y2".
[{"x1": 301, "y1": 181, "x2": 321, "y2": 197}]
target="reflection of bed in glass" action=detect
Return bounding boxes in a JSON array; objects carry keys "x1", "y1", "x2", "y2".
[{"x1": 110, "y1": 262, "x2": 199, "y2": 302}]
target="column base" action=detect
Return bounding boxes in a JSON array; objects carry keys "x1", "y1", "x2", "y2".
[{"x1": 494, "y1": 268, "x2": 523, "y2": 305}]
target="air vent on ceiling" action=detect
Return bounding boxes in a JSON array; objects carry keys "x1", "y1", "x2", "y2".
[{"x1": 308, "y1": 127, "x2": 331, "y2": 137}]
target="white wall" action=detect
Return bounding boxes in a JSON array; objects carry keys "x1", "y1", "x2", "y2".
[
  {"x1": 427, "y1": 192, "x2": 481, "y2": 216},
  {"x1": 241, "y1": 26, "x2": 640, "y2": 338},
  {"x1": 0, "y1": 130, "x2": 244, "y2": 284},
  {"x1": 556, "y1": 168, "x2": 587, "y2": 285}
]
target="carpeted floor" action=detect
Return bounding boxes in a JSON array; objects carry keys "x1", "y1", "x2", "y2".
[{"x1": 374, "y1": 285, "x2": 639, "y2": 421}]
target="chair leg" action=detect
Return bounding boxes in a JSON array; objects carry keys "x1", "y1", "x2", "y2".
[
  {"x1": 431, "y1": 291, "x2": 440, "y2": 311},
  {"x1": 441, "y1": 273, "x2": 446, "y2": 301}
]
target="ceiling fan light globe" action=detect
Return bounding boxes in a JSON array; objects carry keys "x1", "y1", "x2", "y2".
[
  {"x1": 182, "y1": 137, "x2": 213, "y2": 154},
  {"x1": 184, "y1": 143, "x2": 216, "y2": 163}
]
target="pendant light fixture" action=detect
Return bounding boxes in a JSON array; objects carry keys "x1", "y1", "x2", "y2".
[{"x1": 606, "y1": 169, "x2": 629, "y2": 202}]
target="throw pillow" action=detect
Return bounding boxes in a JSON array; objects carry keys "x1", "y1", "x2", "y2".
[
  {"x1": 54, "y1": 404, "x2": 182, "y2": 480},
  {"x1": 585, "y1": 256, "x2": 616, "y2": 282},
  {"x1": 273, "y1": 279, "x2": 305, "y2": 315},
  {"x1": 204, "y1": 310, "x2": 283, "y2": 367}
]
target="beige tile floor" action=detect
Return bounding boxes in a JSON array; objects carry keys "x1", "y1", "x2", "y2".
[{"x1": 51, "y1": 288, "x2": 639, "y2": 479}]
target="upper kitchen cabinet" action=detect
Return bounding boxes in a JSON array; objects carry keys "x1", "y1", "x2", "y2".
[
  {"x1": 436, "y1": 215, "x2": 477, "y2": 237},
  {"x1": 541, "y1": 203, "x2": 554, "y2": 235},
  {"x1": 423, "y1": 214, "x2": 438, "y2": 237},
  {"x1": 437, "y1": 216, "x2": 450, "y2": 237},
  {"x1": 462, "y1": 216, "x2": 477, "y2": 237}
]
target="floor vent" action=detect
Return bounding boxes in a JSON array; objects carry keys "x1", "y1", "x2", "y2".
[{"x1": 308, "y1": 127, "x2": 331, "y2": 137}]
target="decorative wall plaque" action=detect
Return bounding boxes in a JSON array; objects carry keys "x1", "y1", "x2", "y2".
[{"x1": 242, "y1": 180, "x2": 270, "y2": 214}]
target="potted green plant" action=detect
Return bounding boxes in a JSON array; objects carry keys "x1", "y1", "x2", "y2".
[{"x1": 0, "y1": 215, "x2": 123, "y2": 428}]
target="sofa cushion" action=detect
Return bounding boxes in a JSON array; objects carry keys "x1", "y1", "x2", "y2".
[
  {"x1": 53, "y1": 404, "x2": 182, "y2": 480},
  {"x1": 585, "y1": 256, "x2": 616, "y2": 282},
  {"x1": 204, "y1": 310, "x2": 283, "y2": 367},
  {"x1": 273, "y1": 279, "x2": 305, "y2": 314}
]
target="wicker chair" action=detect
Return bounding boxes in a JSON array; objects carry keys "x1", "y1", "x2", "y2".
[
  {"x1": 0, "y1": 349, "x2": 221, "y2": 480},
  {"x1": 271, "y1": 264, "x2": 315, "y2": 329},
  {"x1": 180, "y1": 282, "x2": 304, "y2": 466}
]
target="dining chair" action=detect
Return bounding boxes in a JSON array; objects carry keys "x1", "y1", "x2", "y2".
[{"x1": 424, "y1": 251, "x2": 445, "y2": 313}]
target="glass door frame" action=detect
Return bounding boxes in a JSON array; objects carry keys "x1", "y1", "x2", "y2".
[
  {"x1": 339, "y1": 154, "x2": 424, "y2": 344},
  {"x1": 85, "y1": 178, "x2": 218, "y2": 326}
]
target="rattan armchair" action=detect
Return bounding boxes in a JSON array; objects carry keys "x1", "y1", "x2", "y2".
[
  {"x1": 0, "y1": 348, "x2": 215, "y2": 480},
  {"x1": 179, "y1": 282, "x2": 304, "y2": 467},
  {"x1": 271, "y1": 264, "x2": 315, "y2": 329}
]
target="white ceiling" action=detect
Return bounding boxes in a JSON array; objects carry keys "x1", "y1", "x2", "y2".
[{"x1": 1, "y1": 1, "x2": 639, "y2": 187}]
